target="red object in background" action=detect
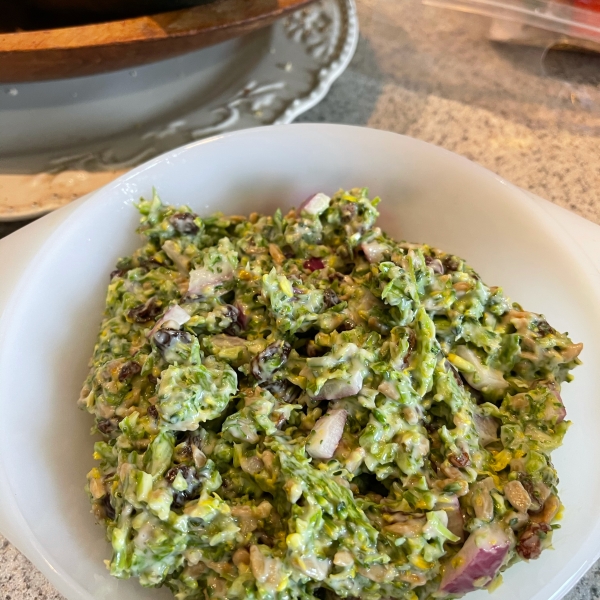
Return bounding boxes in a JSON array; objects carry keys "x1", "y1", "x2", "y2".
[{"x1": 573, "y1": 0, "x2": 600, "y2": 11}]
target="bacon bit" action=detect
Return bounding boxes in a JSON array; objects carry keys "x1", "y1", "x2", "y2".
[{"x1": 304, "y1": 257, "x2": 325, "y2": 271}]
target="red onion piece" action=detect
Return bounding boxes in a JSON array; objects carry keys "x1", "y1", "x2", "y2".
[
  {"x1": 162, "y1": 240, "x2": 190, "y2": 274},
  {"x1": 435, "y1": 496, "x2": 464, "y2": 543},
  {"x1": 473, "y1": 413, "x2": 500, "y2": 446},
  {"x1": 311, "y1": 367, "x2": 364, "y2": 401},
  {"x1": 439, "y1": 524, "x2": 511, "y2": 594},
  {"x1": 361, "y1": 241, "x2": 388, "y2": 264},
  {"x1": 187, "y1": 265, "x2": 233, "y2": 296},
  {"x1": 299, "y1": 193, "x2": 331, "y2": 216},
  {"x1": 306, "y1": 409, "x2": 348, "y2": 460},
  {"x1": 547, "y1": 383, "x2": 567, "y2": 423},
  {"x1": 148, "y1": 304, "x2": 190, "y2": 337}
]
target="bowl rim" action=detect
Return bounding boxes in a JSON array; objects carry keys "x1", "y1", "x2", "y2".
[{"x1": 2, "y1": 123, "x2": 600, "y2": 600}]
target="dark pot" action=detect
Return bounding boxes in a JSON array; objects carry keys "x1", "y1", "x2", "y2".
[{"x1": 21, "y1": 0, "x2": 215, "y2": 27}]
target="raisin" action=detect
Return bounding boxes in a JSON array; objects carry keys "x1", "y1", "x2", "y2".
[
  {"x1": 165, "y1": 465, "x2": 201, "y2": 508},
  {"x1": 443, "y1": 256, "x2": 462, "y2": 272},
  {"x1": 223, "y1": 304, "x2": 246, "y2": 336},
  {"x1": 340, "y1": 203, "x2": 357, "y2": 222},
  {"x1": 165, "y1": 465, "x2": 190, "y2": 484},
  {"x1": 447, "y1": 363, "x2": 464, "y2": 388},
  {"x1": 110, "y1": 268, "x2": 128, "y2": 280},
  {"x1": 537, "y1": 320, "x2": 557, "y2": 337},
  {"x1": 147, "y1": 405, "x2": 159, "y2": 420},
  {"x1": 448, "y1": 451, "x2": 471, "y2": 468},
  {"x1": 425, "y1": 255, "x2": 445, "y2": 274},
  {"x1": 323, "y1": 289, "x2": 340, "y2": 308},
  {"x1": 138, "y1": 258, "x2": 164, "y2": 271},
  {"x1": 251, "y1": 341, "x2": 291, "y2": 382},
  {"x1": 118, "y1": 361, "x2": 141, "y2": 382},
  {"x1": 153, "y1": 329, "x2": 192, "y2": 353},
  {"x1": 337, "y1": 319, "x2": 356, "y2": 332},
  {"x1": 102, "y1": 495, "x2": 115, "y2": 521},
  {"x1": 128, "y1": 298, "x2": 161, "y2": 323},
  {"x1": 97, "y1": 418, "x2": 118, "y2": 435},
  {"x1": 282, "y1": 245, "x2": 295, "y2": 259},
  {"x1": 170, "y1": 212, "x2": 199, "y2": 235},
  {"x1": 517, "y1": 522, "x2": 551, "y2": 560},
  {"x1": 306, "y1": 340, "x2": 324, "y2": 358}
]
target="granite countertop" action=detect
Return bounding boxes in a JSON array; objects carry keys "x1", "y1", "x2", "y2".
[{"x1": 2, "y1": 0, "x2": 600, "y2": 597}]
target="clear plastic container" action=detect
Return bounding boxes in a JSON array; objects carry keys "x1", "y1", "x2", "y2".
[{"x1": 424, "y1": 0, "x2": 600, "y2": 44}]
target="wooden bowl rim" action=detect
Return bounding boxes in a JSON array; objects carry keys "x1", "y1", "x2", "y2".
[{"x1": 0, "y1": 0, "x2": 315, "y2": 52}]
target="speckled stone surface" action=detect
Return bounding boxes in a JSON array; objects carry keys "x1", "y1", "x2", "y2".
[{"x1": 2, "y1": 0, "x2": 600, "y2": 598}]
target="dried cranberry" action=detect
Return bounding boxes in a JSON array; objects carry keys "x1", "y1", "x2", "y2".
[
  {"x1": 170, "y1": 212, "x2": 199, "y2": 235},
  {"x1": 118, "y1": 361, "x2": 141, "y2": 382},
  {"x1": 128, "y1": 298, "x2": 161, "y2": 323},
  {"x1": 304, "y1": 258, "x2": 325, "y2": 271}
]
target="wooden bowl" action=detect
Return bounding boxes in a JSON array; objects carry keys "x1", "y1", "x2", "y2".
[{"x1": 0, "y1": 0, "x2": 316, "y2": 82}]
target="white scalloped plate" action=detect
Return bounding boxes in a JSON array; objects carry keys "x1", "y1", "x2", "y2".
[
  {"x1": 1, "y1": 125, "x2": 600, "y2": 600},
  {"x1": 0, "y1": 0, "x2": 357, "y2": 221}
]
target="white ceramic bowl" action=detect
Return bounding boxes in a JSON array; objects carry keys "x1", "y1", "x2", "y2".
[{"x1": 1, "y1": 124, "x2": 600, "y2": 600}]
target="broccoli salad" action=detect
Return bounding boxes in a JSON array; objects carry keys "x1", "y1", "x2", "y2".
[{"x1": 79, "y1": 189, "x2": 582, "y2": 600}]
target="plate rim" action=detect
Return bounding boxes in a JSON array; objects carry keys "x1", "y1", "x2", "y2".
[{"x1": 0, "y1": 0, "x2": 358, "y2": 223}]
